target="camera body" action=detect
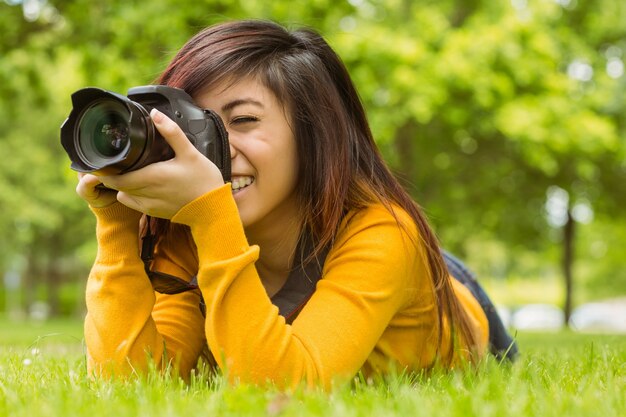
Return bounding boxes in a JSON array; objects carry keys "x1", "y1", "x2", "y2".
[{"x1": 60, "y1": 85, "x2": 231, "y2": 181}]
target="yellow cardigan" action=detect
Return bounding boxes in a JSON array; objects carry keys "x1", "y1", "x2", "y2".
[{"x1": 84, "y1": 184, "x2": 488, "y2": 389}]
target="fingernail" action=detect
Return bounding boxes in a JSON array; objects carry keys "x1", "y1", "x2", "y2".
[{"x1": 150, "y1": 108, "x2": 164, "y2": 123}]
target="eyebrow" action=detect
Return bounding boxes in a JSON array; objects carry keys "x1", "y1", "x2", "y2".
[{"x1": 221, "y1": 98, "x2": 264, "y2": 113}]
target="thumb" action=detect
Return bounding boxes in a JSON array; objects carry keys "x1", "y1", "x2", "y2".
[{"x1": 150, "y1": 108, "x2": 196, "y2": 157}]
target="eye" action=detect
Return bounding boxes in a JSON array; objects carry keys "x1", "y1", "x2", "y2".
[{"x1": 230, "y1": 115, "x2": 259, "y2": 125}]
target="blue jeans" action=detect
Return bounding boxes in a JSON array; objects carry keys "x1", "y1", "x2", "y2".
[{"x1": 443, "y1": 251, "x2": 519, "y2": 361}]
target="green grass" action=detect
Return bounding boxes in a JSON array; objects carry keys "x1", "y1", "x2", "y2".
[{"x1": 0, "y1": 318, "x2": 624, "y2": 417}]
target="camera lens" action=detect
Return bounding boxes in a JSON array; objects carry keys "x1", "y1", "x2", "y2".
[
  {"x1": 62, "y1": 86, "x2": 203, "y2": 175},
  {"x1": 77, "y1": 100, "x2": 131, "y2": 166}
]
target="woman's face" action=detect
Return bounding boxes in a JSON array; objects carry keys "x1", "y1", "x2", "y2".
[{"x1": 195, "y1": 77, "x2": 300, "y2": 231}]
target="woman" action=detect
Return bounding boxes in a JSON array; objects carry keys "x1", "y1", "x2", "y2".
[{"x1": 77, "y1": 19, "x2": 515, "y2": 389}]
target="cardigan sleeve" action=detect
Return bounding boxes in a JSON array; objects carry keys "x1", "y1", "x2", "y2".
[{"x1": 83, "y1": 202, "x2": 205, "y2": 378}]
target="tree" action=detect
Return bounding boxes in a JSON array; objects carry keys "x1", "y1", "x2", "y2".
[
  {"x1": 1, "y1": 0, "x2": 624, "y2": 319},
  {"x1": 330, "y1": 0, "x2": 626, "y2": 321}
]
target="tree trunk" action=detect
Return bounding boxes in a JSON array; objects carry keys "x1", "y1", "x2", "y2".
[
  {"x1": 47, "y1": 261, "x2": 61, "y2": 316},
  {"x1": 46, "y1": 234, "x2": 62, "y2": 317},
  {"x1": 22, "y1": 250, "x2": 37, "y2": 316},
  {"x1": 394, "y1": 120, "x2": 419, "y2": 196},
  {"x1": 562, "y1": 208, "x2": 575, "y2": 326}
]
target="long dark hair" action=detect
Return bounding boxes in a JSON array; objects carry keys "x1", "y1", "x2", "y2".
[{"x1": 151, "y1": 19, "x2": 479, "y2": 361}]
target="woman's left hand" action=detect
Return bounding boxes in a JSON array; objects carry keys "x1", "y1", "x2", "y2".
[{"x1": 97, "y1": 108, "x2": 226, "y2": 219}]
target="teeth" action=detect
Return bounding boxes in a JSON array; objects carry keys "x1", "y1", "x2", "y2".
[{"x1": 231, "y1": 176, "x2": 254, "y2": 191}]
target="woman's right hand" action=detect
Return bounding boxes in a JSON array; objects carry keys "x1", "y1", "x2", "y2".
[{"x1": 76, "y1": 172, "x2": 119, "y2": 208}]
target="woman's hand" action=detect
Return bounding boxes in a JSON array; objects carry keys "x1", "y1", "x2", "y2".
[
  {"x1": 95, "y1": 108, "x2": 225, "y2": 219},
  {"x1": 76, "y1": 172, "x2": 119, "y2": 208}
]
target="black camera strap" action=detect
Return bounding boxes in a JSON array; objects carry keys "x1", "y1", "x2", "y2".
[{"x1": 203, "y1": 108, "x2": 232, "y2": 183}]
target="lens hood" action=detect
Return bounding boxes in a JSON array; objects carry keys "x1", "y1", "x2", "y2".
[{"x1": 60, "y1": 87, "x2": 154, "y2": 175}]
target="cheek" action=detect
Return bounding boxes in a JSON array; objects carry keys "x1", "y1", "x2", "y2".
[
  {"x1": 260, "y1": 133, "x2": 298, "y2": 178},
  {"x1": 266, "y1": 151, "x2": 298, "y2": 197},
  {"x1": 282, "y1": 140, "x2": 300, "y2": 187}
]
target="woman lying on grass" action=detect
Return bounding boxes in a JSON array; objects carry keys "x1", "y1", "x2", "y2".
[{"x1": 76, "y1": 19, "x2": 517, "y2": 389}]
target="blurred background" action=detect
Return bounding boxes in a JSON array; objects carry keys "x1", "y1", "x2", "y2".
[{"x1": 0, "y1": 0, "x2": 624, "y2": 333}]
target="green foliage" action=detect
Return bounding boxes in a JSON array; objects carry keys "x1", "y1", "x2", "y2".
[
  {"x1": 329, "y1": 2, "x2": 626, "y2": 298},
  {"x1": 0, "y1": 0, "x2": 625, "y2": 315}
]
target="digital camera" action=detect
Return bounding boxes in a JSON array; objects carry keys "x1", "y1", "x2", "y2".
[{"x1": 60, "y1": 85, "x2": 230, "y2": 180}]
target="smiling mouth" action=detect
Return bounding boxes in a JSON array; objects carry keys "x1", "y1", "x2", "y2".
[{"x1": 231, "y1": 176, "x2": 254, "y2": 193}]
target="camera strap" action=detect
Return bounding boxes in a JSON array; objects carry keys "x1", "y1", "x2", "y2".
[{"x1": 203, "y1": 108, "x2": 232, "y2": 183}]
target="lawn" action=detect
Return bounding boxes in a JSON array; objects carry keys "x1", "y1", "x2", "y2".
[{"x1": 0, "y1": 317, "x2": 624, "y2": 417}]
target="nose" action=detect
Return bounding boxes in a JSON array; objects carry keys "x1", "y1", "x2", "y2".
[
  {"x1": 229, "y1": 141, "x2": 238, "y2": 159},
  {"x1": 226, "y1": 127, "x2": 239, "y2": 159}
]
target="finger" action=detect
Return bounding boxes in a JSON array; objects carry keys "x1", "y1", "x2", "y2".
[
  {"x1": 150, "y1": 108, "x2": 196, "y2": 157},
  {"x1": 79, "y1": 173, "x2": 104, "y2": 189},
  {"x1": 99, "y1": 161, "x2": 164, "y2": 193},
  {"x1": 76, "y1": 173, "x2": 117, "y2": 203},
  {"x1": 77, "y1": 172, "x2": 120, "y2": 193},
  {"x1": 116, "y1": 191, "x2": 145, "y2": 213},
  {"x1": 117, "y1": 191, "x2": 169, "y2": 218}
]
